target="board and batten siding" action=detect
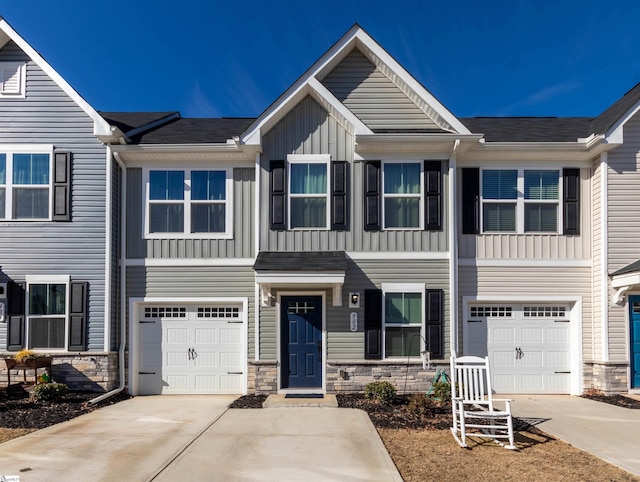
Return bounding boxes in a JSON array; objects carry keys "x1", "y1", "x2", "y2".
[
  {"x1": 258, "y1": 258, "x2": 450, "y2": 360},
  {"x1": 458, "y1": 265, "x2": 592, "y2": 359},
  {"x1": 458, "y1": 168, "x2": 591, "y2": 260},
  {"x1": 607, "y1": 112, "x2": 640, "y2": 361},
  {"x1": 321, "y1": 49, "x2": 441, "y2": 131},
  {"x1": 0, "y1": 41, "x2": 107, "y2": 351},
  {"x1": 126, "y1": 167, "x2": 255, "y2": 259},
  {"x1": 260, "y1": 95, "x2": 448, "y2": 253},
  {"x1": 126, "y1": 266, "x2": 256, "y2": 358}
]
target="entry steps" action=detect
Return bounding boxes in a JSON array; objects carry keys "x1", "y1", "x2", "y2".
[{"x1": 263, "y1": 394, "x2": 338, "y2": 408}]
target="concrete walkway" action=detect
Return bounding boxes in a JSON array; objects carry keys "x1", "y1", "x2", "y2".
[
  {"x1": 511, "y1": 395, "x2": 640, "y2": 477},
  {"x1": 0, "y1": 396, "x2": 401, "y2": 482}
]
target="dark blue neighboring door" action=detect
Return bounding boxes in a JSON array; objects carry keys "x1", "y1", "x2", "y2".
[
  {"x1": 630, "y1": 296, "x2": 640, "y2": 388},
  {"x1": 281, "y1": 296, "x2": 323, "y2": 389}
]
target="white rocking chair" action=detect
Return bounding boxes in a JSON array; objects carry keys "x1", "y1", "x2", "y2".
[{"x1": 450, "y1": 355, "x2": 516, "y2": 450}]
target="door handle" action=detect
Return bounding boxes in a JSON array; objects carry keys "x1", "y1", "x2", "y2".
[
  {"x1": 515, "y1": 347, "x2": 524, "y2": 359},
  {"x1": 188, "y1": 348, "x2": 192, "y2": 360}
]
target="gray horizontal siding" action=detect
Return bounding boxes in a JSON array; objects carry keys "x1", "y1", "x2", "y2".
[
  {"x1": 0, "y1": 41, "x2": 107, "y2": 351},
  {"x1": 260, "y1": 95, "x2": 448, "y2": 252},
  {"x1": 321, "y1": 49, "x2": 439, "y2": 131},
  {"x1": 258, "y1": 258, "x2": 450, "y2": 361},
  {"x1": 126, "y1": 265, "x2": 256, "y2": 358},
  {"x1": 126, "y1": 167, "x2": 255, "y2": 259}
]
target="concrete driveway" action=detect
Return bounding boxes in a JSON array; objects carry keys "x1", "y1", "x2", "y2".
[
  {"x1": 0, "y1": 396, "x2": 401, "y2": 482},
  {"x1": 511, "y1": 394, "x2": 640, "y2": 477}
]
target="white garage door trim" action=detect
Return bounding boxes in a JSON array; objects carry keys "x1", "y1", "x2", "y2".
[
  {"x1": 129, "y1": 297, "x2": 248, "y2": 396},
  {"x1": 462, "y1": 296, "x2": 582, "y2": 395}
]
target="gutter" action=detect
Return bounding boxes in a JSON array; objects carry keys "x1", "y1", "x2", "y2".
[{"x1": 90, "y1": 150, "x2": 127, "y2": 404}]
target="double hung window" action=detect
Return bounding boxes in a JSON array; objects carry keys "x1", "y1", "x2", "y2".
[
  {"x1": 0, "y1": 147, "x2": 53, "y2": 220},
  {"x1": 383, "y1": 286, "x2": 424, "y2": 357},
  {"x1": 288, "y1": 157, "x2": 329, "y2": 229},
  {"x1": 383, "y1": 162, "x2": 422, "y2": 229},
  {"x1": 26, "y1": 276, "x2": 69, "y2": 350},
  {"x1": 481, "y1": 169, "x2": 559, "y2": 233},
  {"x1": 145, "y1": 168, "x2": 231, "y2": 237}
]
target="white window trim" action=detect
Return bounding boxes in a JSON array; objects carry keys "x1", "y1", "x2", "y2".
[
  {"x1": 0, "y1": 62, "x2": 26, "y2": 98},
  {"x1": 25, "y1": 275, "x2": 70, "y2": 352},
  {"x1": 286, "y1": 154, "x2": 330, "y2": 230},
  {"x1": 382, "y1": 160, "x2": 424, "y2": 231},
  {"x1": 143, "y1": 167, "x2": 233, "y2": 239},
  {"x1": 381, "y1": 282, "x2": 426, "y2": 359},
  {"x1": 0, "y1": 145, "x2": 54, "y2": 221},
  {"x1": 480, "y1": 168, "x2": 563, "y2": 234}
]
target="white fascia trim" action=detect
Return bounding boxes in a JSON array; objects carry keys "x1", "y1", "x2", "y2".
[
  {"x1": 25, "y1": 274, "x2": 70, "y2": 284},
  {"x1": 601, "y1": 152, "x2": 609, "y2": 361},
  {"x1": 381, "y1": 282, "x2": 426, "y2": 292},
  {"x1": 255, "y1": 273, "x2": 345, "y2": 284},
  {"x1": 0, "y1": 20, "x2": 111, "y2": 138},
  {"x1": 346, "y1": 251, "x2": 449, "y2": 260},
  {"x1": 125, "y1": 258, "x2": 255, "y2": 267},
  {"x1": 306, "y1": 78, "x2": 372, "y2": 135},
  {"x1": 605, "y1": 98, "x2": 640, "y2": 144},
  {"x1": 351, "y1": 30, "x2": 470, "y2": 135},
  {"x1": 458, "y1": 259, "x2": 592, "y2": 268},
  {"x1": 611, "y1": 273, "x2": 640, "y2": 289}
]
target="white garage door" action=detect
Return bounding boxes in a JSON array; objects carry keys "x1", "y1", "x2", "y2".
[
  {"x1": 467, "y1": 304, "x2": 571, "y2": 394},
  {"x1": 138, "y1": 304, "x2": 245, "y2": 395}
]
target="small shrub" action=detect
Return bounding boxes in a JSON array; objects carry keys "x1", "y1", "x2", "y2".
[
  {"x1": 32, "y1": 382, "x2": 68, "y2": 401},
  {"x1": 407, "y1": 393, "x2": 435, "y2": 415},
  {"x1": 429, "y1": 380, "x2": 452, "y2": 404},
  {"x1": 365, "y1": 381, "x2": 396, "y2": 404},
  {"x1": 583, "y1": 387, "x2": 605, "y2": 397}
]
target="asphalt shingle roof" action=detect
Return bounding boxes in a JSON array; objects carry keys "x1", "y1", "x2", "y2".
[
  {"x1": 253, "y1": 251, "x2": 348, "y2": 271},
  {"x1": 610, "y1": 259, "x2": 640, "y2": 277},
  {"x1": 460, "y1": 117, "x2": 594, "y2": 142}
]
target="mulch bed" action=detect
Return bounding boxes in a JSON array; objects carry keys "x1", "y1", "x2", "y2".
[
  {"x1": 581, "y1": 393, "x2": 640, "y2": 409},
  {"x1": 0, "y1": 384, "x2": 131, "y2": 430},
  {"x1": 229, "y1": 394, "x2": 267, "y2": 408}
]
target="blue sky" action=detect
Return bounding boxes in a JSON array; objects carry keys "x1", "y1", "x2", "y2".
[{"x1": 1, "y1": 0, "x2": 639, "y2": 119}]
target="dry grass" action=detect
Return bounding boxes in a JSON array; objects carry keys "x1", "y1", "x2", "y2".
[
  {"x1": 378, "y1": 427, "x2": 640, "y2": 482},
  {"x1": 0, "y1": 428, "x2": 36, "y2": 443}
]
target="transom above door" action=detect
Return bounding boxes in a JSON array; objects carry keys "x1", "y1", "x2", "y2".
[{"x1": 280, "y1": 296, "x2": 323, "y2": 390}]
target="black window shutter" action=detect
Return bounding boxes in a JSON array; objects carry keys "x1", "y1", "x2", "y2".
[
  {"x1": 69, "y1": 282, "x2": 88, "y2": 351},
  {"x1": 364, "y1": 289, "x2": 382, "y2": 359},
  {"x1": 425, "y1": 289, "x2": 444, "y2": 358},
  {"x1": 331, "y1": 161, "x2": 349, "y2": 230},
  {"x1": 424, "y1": 160, "x2": 442, "y2": 231},
  {"x1": 270, "y1": 160, "x2": 286, "y2": 230},
  {"x1": 462, "y1": 168, "x2": 480, "y2": 234},
  {"x1": 563, "y1": 168, "x2": 580, "y2": 235},
  {"x1": 364, "y1": 161, "x2": 381, "y2": 231},
  {"x1": 7, "y1": 281, "x2": 26, "y2": 351},
  {"x1": 53, "y1": 151, "x2": 71, "y2": 221}
]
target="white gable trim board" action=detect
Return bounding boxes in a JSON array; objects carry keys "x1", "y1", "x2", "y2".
[
  {"x1": 129, "y1": 297, "x2": 248, "y2": 396},
  {"x1": 462, "y1": 296, "x2": 583, "y2": 395}
]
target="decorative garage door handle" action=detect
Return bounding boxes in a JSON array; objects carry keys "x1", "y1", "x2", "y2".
[
  {"x1": 188, "y1": 348, "x2": 198, "y2": 360},
  {"x1": 515, "y1": 347, "x2": 524, "y2": 359}
]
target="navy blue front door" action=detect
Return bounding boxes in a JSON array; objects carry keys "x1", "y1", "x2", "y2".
[
  {"x1": 281, "y1": 296, "x2": 323, "y2": 388},
  {"x1": 630, "y1": 296, "x2": 640, "y2": 388}
]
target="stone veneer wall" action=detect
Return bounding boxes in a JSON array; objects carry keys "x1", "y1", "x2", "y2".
[
  {"x1": 584, "y1": 361, "x2": 628, "y2": 394},
  {"x1": 248, "y1": 359, "x2": 448, "y2": 394},
  {"x1": 1, "y1": 353, "x2": 119, "y2": 392}
]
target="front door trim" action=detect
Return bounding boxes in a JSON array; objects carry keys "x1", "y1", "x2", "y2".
[{"x1": 277, "y1": 291, "x2": 326, "y2": 393}]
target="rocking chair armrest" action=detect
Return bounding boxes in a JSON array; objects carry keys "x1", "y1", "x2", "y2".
[{"x1": 491, "y1": 398, "x2": 513, "y2": 412}]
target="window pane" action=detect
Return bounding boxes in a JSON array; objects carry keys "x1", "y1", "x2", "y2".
[
  {"x1": 384, "y1": 198, "x2": 419, "y2": 228},
  {"x1": 150, "y1": 204, "x2": 184, "y2": 232},
  {"x1": 14, "y1": 188, "x2": 49, "y2": 219},
  {"x1": 290, "y1": 198, "x2": 326, "y2": 228},
  {"x1": 29, "y1": 318, "x2": 65, "y2": 349},
  {"x1": 0, "y1": 187, "x2": 4, "y2": 219},
  {"x1": 483, "y1": 203, "x2": 516, "y2": 232},
  {"x1": 13, "y1": 154, "x2": 49, "y2": 185},
  {"x1": 150, "y1": 171, "x2": 184, "y2": 200},
  {"x1": 29, "y1": 284, "x2": 66, "y2": 315},
  {"x1": 192, "y1": 171, "x2": 226, "y2": 201},
  {"x1": 525, "y1": 170, "x2": 559, "y2": 200},
  {"x1": 483, "y1": 170, "x2": 517, "y2": 200},
  {"x1": 290, "y1": 164, "x2": 327, "y2": 194},
  {"x1": 525, "y1": 204, "x2": 557, "y2": 232},
  {"x1": 384, "y1": 163, "x2": 420, "y2": 194},
  {"x1": 385, "y1": 327, "x2": 421, "y2": 357},
  {"x1": 385, "y1": 292, "x2": 422, "y2": 324},
  {"x1": 191, "y1": 204, "x2": 225, "y2": 233},
  {"x1": 0, "y1": 153, "x2": 5, "y2": 184}
]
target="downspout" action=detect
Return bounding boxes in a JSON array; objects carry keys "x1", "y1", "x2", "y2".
[
  {"x1": 601, "y1": 152, "x2": 609, "y2": 361},
  {"x1": 449, "y1": 139, "x2": 460, "y2": 357},
  {"x1": 90, "y1": 150, "x2": 127, "y2": 404},
  {"x1": 254, "y1": 151, "x2": 261, "y2": 361}
]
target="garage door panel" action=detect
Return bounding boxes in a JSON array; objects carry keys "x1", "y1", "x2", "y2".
[
  {"x1": 493, "y1": 374, "x2": 516, "y2": 392},
  {"x1": 548, "y1": 374, "x2": 570, "y2": 391},
  {"x1": 220, "y1": 351, "x2": 241, "y2": 367},
  {"x1": 194, "y1": 351, "x2": 217, "y2": 368},
  {"x1": 547, "y1": 327, "x2": 569, "y2": 343},
  {"x1": 521, "y1": 374, "x2": 544, "y2": 391},
  {"x1": 195, "y1": 328, "x2": 217, "y2": 343},
  {"x1": 195, "y1": 375, "x2": 218, "y2": 391},
  {"x1": 166, "y1": 328, "x2": 188, "y2": 344},
  {"x1": 521, "y1": 327, "x2": 543, "y2": 343},
  {"x1": 492, "y1": 350, "x2": 516, "y2": 367},
  {"x1": 220, "y1": 374, "x2": 243, "y2": 391},
  {"x1": 166, "y1": 352, "x2": 189, "y2": 368},
  {"x1": 545, "y1": 351, "x2": 569, "y2": 366},
  {"x1": 167, "y1": 375, "x2": 189, "y2": 390},
  {"x1": 521, "y1": 351, "x2": 543, "y2": 367},
  {"x1": 491, "y1": 327, "x2": 515, "y2": 343}
]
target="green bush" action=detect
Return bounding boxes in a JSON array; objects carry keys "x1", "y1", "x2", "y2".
[
  {"x1": 32, "y1": 382, "x2": 68, "y2": 401},
  {"x1": 429, "y1": 381, "x2": 453, "y2": 404},
  {"x1": 365, "y1": 381, "x2": 396, "y2": 404}
]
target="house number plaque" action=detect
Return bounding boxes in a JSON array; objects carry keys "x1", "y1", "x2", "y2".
[{"x1": 350, "y1": 312, "x2": 358, "y2": 332}]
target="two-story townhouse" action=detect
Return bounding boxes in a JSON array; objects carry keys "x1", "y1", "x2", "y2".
[{"x1": 0, "y1": 18, "x2": 125, "y2": 391}]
